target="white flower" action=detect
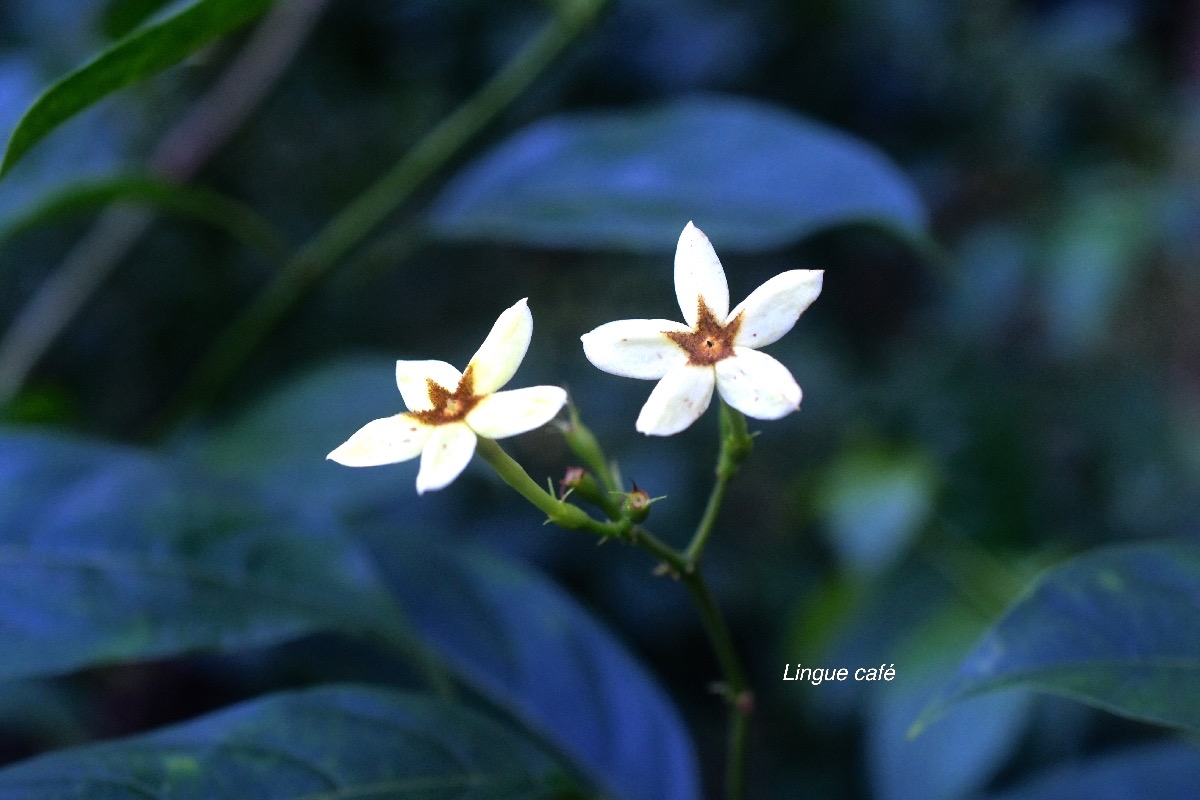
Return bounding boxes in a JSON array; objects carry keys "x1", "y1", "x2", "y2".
[
  {"x1": 581, "y1": 222, "x2": 822, "y2": 436},
  {"x1": 327, "y1": 298, "x2": 567, "y2": 493}
]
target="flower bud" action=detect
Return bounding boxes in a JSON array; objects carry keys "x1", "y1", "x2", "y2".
[
  {"x1": 556, "y1": 404, "x2": 613, "y2": 486},
  {"x1": 623, "y1": 484, "x2": 653, "y2": 523},
  {"x1": 559, "y1": 466, "x2": 609, "y2": 508}
]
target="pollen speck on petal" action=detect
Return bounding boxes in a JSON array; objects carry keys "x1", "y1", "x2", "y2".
[
  {"x1": 729, "y1": 270, "x2": 823, "y2": 350},
  {"x1": 635, "y1": 364, "x2": 716, "y2": 436},
  {"x1": 466, "y1": 385, "x2": 567, "y2": 439},
  {"x1": 327, "y1": 414, "x2": 431, "y2": 467},
  {"x1": 415, "y1": 423, "x2": 478, "y2": 494},
  {"x1": 581, "y1": 319, "x2": 690, "y2": 380},
  {"x1": 714, "y1": 348, "x2": 801, "y2": 420}
]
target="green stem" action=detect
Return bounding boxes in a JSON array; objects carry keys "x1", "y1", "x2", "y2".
[
  {"x1": 477, "y1": 437, "x2": 750, "y2": 799},
  {"x1": 726, "y1": 701, "x2": 750, "y2": 800},
  {"x1": 627, "y1": 524, "x2": 688, "y2": 575},
  {"x1": 475, "y1": 438, "x2": 621, "y2": 536},
  {"x1": 561, "y1": 401, "x2": 619, "y2": 494},
  {"x1": 158, "y1": 0, "x2": 608, "y2": 429},
  {"x1": 679, "y1": 571, "x2": 751, "y2": 800},
  {"x1": 0, "y1": 0, "x2": 330, "y2": 407},
  {"x1": 684, "y1": 399, "x2": 752, "y2": 567},
  {"x1": 684, "y1": 466, "x2": 731, "y2": 566}
]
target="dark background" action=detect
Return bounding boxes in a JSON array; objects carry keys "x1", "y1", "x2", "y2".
[{"x1": 1, "y1": 1, "x2": 1198, "y2": 797}]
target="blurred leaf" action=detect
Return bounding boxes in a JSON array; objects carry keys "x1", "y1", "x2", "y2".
[
  {"x1": 1039, "y1": 177, "x2": 1158, "y2": 355},
  {"x1": 982, "y1": 742, "x2": 1200, "y2": 800},
  {"x1": 0, "y1": 386, "x2": 79, "y2": 426},
  {"x1": 103, "y1": 0, "x2": 175, "y2": 39},
  {"x1": 191, "y1": 360, "x2": 697, "y2": 797},
  {"x1": 786, "y1": 573, "x2": 867, "y2": 662},
  {"x1": 943, "y1": 222, "x2": 1030, "y2": 344},
  {"x1": 0, "y1": 679, "x2": 89, "y2": 748},
  {"x1": 817, "y1": 443, "x2": 937, "y2": 578},
  {"x1": 0, "y1": 431, "x2": 397, "y2": 682},
  {"x1": 370, "y1": 537, "x2": 701, "y2": 800},
  {"x1": 428, "y1": 95, "x2": 928, "y2": 252},
  {"x1": 0, "y1": 0, "x2": 274, "y2": 178},
  {"x1": 869, "y1": 606, "x2": 1030, "y2": 800},
  {"x1": 0, "y1": 685, "x2": 581, "y2": 798},
  {"x1": 0, "y1": 174, "x2": 289, "y2": 264},
  {"x1": 183, "y1": 357, "x2": 407, "y2": 515},
  {"x1": 917, "y1": 542, "x2": 1200, "y2": 736}
]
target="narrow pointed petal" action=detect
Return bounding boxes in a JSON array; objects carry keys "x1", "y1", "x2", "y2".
[
  {"x1": 415, "y1": 423, "x2": 477, "y2": 494},
  {"x1": 581, "y1": 318, "x2": 691, "y2": 379},
  {"x1": 729, "y1": 270, "x2": 824, "y2": 349},
  {"x1": 327, "y1": 414, "x2": 431, "y2": 467},
  {"x1": 395, "y1": 360, "x2": 462, "y2": 412},
  {"x1": 715, "y1": 348, "x2": 802, "y2": 420},
  {"x1": 466, "y1": 386, "x2": 568, "y2": 439},
  {"x1": 674, "y1": 222, "x2": 729, "y2": 326},
  {"x1": 635, "y1": 364, "x2": 716, "y2": 436},
  {"x1": 466, "y1": 298, "x2": 533, "y2": 394}
]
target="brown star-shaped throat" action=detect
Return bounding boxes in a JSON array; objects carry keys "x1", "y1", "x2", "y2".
[
  {"x1": 666, "y1": 298, "x2": 743, "y2": 366},
  {"x1": 410, "y1": 364, "x2": 482, "y2": 425}
]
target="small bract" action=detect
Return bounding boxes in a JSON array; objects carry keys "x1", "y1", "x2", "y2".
[
  {"x1": 328, "y1": 298, "x2": 567, "y2": 493},
  {"x1": 581, "y1": 222, "x2": 822, "y2": 435}
]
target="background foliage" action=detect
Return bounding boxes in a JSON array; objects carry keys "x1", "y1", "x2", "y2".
[{"x1": 0, "y1": 0, "x2": 1198, "y2": 798}]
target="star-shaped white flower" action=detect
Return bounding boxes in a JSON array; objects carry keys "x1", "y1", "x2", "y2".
[
  {"x1": 581, "y1": 222, "x2": 823, "y2": 436},
  {"x1": 328, "y1": 298, "x2": 567, "y2": 493}
]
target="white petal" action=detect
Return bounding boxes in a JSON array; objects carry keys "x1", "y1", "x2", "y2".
[
  {"x1": 327, "y1": 414, "x2": 431, "y2": 467},
  {"x1": 395, "y1": 360, "x2": 462, "y2": 411},
  {"x1": 674, "y1": 222, "x2": 729, "y2": 326},
  {"x1": 466, "y1": 298, "x2": 532, "y2": 394},
  {"x1": 635, "y1": 364, "x2": 716, "y2": 436},
  {"x1": 466, "y1": 386, "x2": 568, "y2": 439},
  {"x1": 729, "y1": 270, "x2": 823, "y2": 349},
  {"x1": 714, "y1": 348, "x2": 802, "y2": 420},
  {"x1": 580, "y1": 319, "x2": 691, "y2": 379},
  {"x1": 416, "y1": 423, "x2": 477, "y2": 494}
]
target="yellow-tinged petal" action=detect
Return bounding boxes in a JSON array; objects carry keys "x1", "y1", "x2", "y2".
[
  {"x1": 327, "y1": 414, "x2": 431, "y2": 467},
  {"x1": 674, "y1": 222, "x2": 729, "y2": 326},
  {"x1": 466, "y1": 386, "x2": 567, "y2": 439},
  {"x1": 415, "y1": 423, "x2": 477, "y2": 494},
  {"x1": 715, "y1": 348, "x2": 801, "y2": 419},
  {"x1": 729, "y1": 270, "x2": 823, "y2": 349},
  {"x1": 580, "y1": 318, "x2": 690, "y2": 379},
  {"x1": 466, "y1": 297, "x2": 533, "y2": 394},
  {"x1": 635, "y1": 363, "x2": 715, "y2": 436},
  {"x1": 395, "y1": 360, "x2": 462, "y2": 412}
]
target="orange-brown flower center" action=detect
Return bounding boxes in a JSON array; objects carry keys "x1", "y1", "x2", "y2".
[
  {"x1": 410, "y1": 365, "x2": 482, "y2": 425},
  {"x1": 666, "y1": 299, "x2": 742, "y2": 366}
]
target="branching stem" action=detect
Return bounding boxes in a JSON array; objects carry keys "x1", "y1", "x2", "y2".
[{"x1": 477, "y1": 430, "x2": 752, "y2": 800}]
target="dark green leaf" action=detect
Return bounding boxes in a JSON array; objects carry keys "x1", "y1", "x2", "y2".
[
  {"x1": 0, "y1": 685, "x2": 580, "y2": 798},
  {"x1": 0, "y1": 431, "x2": 395, "y2": 681},
  {"x1": 0, "y1": 679, "x2": 89, "y2": 748},
  {"x1": 983, "y1": 742, "x2": 1200, "y2": 800},
  {"x1": 371, "y1": 538, "x2": 700, "y2": 800},
  {"x1": 190, "y1": 361, "x2": 699, "y2": 797},
  {"x1": 817, "y1": 443, "x2": 937, "y2": 578},
  {"x1": 103, "y1": 0, "x2": 175, "y2": 39},
  {"x1": 1039, "y1": 180, "x2": 1159, "y2": 356},
  {"x1": 0, "y1": 174, "x2": 289, "y2": 264},
  {"x1": 868, "y1": 607, "x2": 1030, "y2": 800},
  {"x1": 182, "y1": 357, "x2": 405, "y2": 515},
  {"x1": 916, "y1": 542, "x2": 1200, "y2": 736},
  {"x1": 0, "y1": 0, "x2": 274, "y2": 178},
  {"x1": 428, "y1": 95, "x2": 928, "y2": 252}
]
